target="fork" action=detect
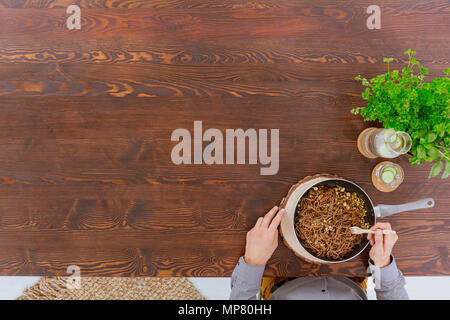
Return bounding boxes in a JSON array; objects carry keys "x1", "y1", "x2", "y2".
[{"x1": 350, "y1": 226, "x2": 396, "y2": 235}]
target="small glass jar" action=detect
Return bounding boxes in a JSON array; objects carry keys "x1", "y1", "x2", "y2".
[{"x1": 372, "y1": 161, "x2": 404, "y2": 192}]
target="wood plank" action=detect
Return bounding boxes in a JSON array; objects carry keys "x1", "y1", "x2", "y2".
[
  {"x1": 0, "y1": 62, "x2": 447, "y2": 97},
  {"x1": 0, "y1": 196, "x2": 448, "y2": 231},
  {"x1": 0, "y1": 0, "x2": 448, "y2": 9},
  {"x1": 0, "y1": 38, "x2": 448, "y2": 65},
  {"x1": 0, "y1": 218, "x2": 447, "y2": 248},
  {"x1": 0, "y1": 6, "x2": 448, "y2": 41}
]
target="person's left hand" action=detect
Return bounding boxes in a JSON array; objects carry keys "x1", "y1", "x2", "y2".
[{"x1": 244, "y1": 206, "x2": 286, "y2": 266}]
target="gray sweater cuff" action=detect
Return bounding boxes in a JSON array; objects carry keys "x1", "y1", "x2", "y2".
[
  {"x1": 369, "y1": 255, "x2": 404, "y2": 289},
  {"x1": 379, "y1": 257, "x2": 401, "y2": 283},
  {"x1": 229, "y1": 256, "x2": 266, "y2": 299},
  {"x1": 235, "y1": 256, "x2": 266, "y2": 284}
]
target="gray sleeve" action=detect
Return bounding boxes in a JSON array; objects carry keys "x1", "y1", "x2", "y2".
[
  {"x1": 369, "y1": 256, "x2": 409, "y2": 300},
  {"x1": 229, "y1": 256, "x2": 265, "y2": 300}
]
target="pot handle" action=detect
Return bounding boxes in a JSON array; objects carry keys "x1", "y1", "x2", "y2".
[{"x1": 374, "y1": 198, "x2": 435, "y2": 218}]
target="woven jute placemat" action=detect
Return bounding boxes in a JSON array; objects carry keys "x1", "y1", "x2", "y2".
[{"x1": 18, "y1": 277, "x2": 205, "y2": 300}]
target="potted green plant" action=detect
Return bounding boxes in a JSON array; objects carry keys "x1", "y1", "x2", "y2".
[{"x1": 352, "y1": 49, "x2": 450, "y2": 178}]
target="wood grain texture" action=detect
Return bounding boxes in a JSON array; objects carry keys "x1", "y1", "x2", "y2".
[
  {"x1": 0, "y1": 62, "x2": 448, "y2": 98},
  {"x1": 1, "y1": 38, "x2": 449, "y2": 65},
  {"x1": 0, "y1": 0, "x2": 448, "y2": 276},
  {"x1": 1, "y1": 0, "x2": 449, "y2": 9},
  {"x1": 0, "y1": 6, "x2": 448, "y2": 41}
]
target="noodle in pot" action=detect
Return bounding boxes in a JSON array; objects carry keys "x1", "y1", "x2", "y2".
[{"x1": 294, "y1": 185, "x2": 369, "y2": 260}]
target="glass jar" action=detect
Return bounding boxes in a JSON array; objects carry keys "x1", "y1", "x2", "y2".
[
  {"x1": 358, "y1": 128, "x2": 412, "y2": 158},
  {"x1": 372, "y1": 161, "x2": 404, "y2": 192}
]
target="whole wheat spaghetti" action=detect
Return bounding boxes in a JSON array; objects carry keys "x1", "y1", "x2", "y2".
[{"x1": 294, "y1": 185, "x2": 369, "y2": 260}]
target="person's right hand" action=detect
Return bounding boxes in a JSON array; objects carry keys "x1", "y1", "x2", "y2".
[
  {"x1": 367, "y1": 222, "x2": 398, "y2": 268},
  {"x1": 244, "y1": 206, "x2": 285, "y2": 266}
]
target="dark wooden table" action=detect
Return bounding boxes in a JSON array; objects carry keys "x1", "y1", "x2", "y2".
[{"x1": 0, "y1": 0, "x2": 448, "y2": 277}]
